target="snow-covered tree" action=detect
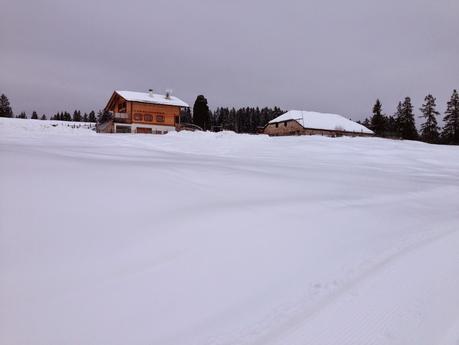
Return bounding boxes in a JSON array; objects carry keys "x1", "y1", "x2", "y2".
[
  {"x1": 31, "y1": 111, "x2": 38, "y2": 119},
  {"x1": 419, "y1": 94, "x2": 440, "y2": 143}
]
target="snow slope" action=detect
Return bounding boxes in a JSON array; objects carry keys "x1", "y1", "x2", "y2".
[{"x1": 1, "y1": 118, "x2": 458, "y2": 345}]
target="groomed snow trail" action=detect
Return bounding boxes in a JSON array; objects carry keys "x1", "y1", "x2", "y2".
[
  {"x1": 254, "y1": 226, "x2": 459, "y2": 345},
  {"x1": 1, "y1": 118, "x2": 459, "y2": 345}
]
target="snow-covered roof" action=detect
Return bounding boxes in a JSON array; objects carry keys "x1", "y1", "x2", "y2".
[
  {"x1": 269, "y1": 110, "x2": 373, "y2": 134},
  {"x1": 115, "y1": 90, "x2": 189, "y2": 108}
]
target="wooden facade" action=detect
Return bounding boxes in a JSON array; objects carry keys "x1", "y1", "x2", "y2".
[{"x1": 101, "y1": 91, "x2": 187, "y2": 134}]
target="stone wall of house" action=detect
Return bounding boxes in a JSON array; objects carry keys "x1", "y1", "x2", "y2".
[
  {"x1": 96, "y1": 120, "x2": 114, "y2": 133},
  {"x1": 264, "y1": 120, "x2": 305, "y2": 136}
]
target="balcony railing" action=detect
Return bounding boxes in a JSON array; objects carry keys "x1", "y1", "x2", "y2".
[
  {"x1": 113, "y1": 112, "x2": 129, "y2": 123},
  {"x1": 114, "y1": 112, "x2": 129, "y2": 119}
]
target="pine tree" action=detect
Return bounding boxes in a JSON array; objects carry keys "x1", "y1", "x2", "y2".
[
  {"x1": 396, "y1": 97, "x2": 418, "y2": 140},
  {"x1": 17, "y1": 111, "x2": 27, "y2": 119},
  {"x1": 0, "y1": 94, "x2": 13, "y2": 117},
  {"x1": 72, "y1": 110, "x2": 81, "y2": 122},
  {"x1": 83, "y1": 113, "x2": 88, "y2": 122},
  {"x1": 442, "y1": 89, "x2": 459, "y2": 145},
  {"x1": 31, "y1": 111, "x2": 38, "y2": 119},
  {"x1": 97, "y1": 109, "x2": 112, "y2": 123},
  {"x1": 419, "y1": 94, "x2": 440, "y2": 143},
  {"x1": 192, "y1": 95, "x2": 210, "y2": 130},
  {"x1": 362, "y1": 118, "x2": 371, "y2": 129},
  {"x1": 385, "y1": 115, "x2": 398, "y2": 136},
  {"x1": 88, "y1": 110, "x2": 97, "y2": 123},
  {"x1": 41, "y1": 114, "x2": 47, "y2": 120},
  {"x1": 180, "y1": 108, "x2": 192, "y2": 123},
  {"x1": 394, "y1": 101, "x2": 403, "y2": 138},
  {"x1": 369, "y1": 99, "x2": 386, "y2": 136}
]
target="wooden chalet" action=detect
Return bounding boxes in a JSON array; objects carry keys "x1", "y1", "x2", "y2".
[{"x1": 99, "y1": 90, "x2": 189, "y2": 134}]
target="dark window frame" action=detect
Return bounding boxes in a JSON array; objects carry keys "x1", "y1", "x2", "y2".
[
  {"x1": 118, "y1": 101, "x2": 127, "y2": 113},
  {"x1": 115, "y1": 125, "x2": 131, "y2": 133}
]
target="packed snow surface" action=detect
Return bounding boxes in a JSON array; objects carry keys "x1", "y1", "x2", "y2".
[
  {"x1": 1, "y1": 118, "x2": 458, "y2": 345},
  {"x1": 269, "y1": 110, "x2": 374, "y2": 134},
  {"x1": 113, "y1": 90, "x2": 189, "y2": 108}
]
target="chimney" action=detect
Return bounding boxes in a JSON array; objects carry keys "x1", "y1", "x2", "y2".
[
  {"x1": 165, "y1": 89, "x2": 172, "y2": 99},
  {"x1": 148, "y1": 89, "x2": 154, "y2": 97}
]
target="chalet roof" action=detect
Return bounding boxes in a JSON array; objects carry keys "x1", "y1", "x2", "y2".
[
  {"x1": 269, "y1": 110, "x2": 374, "y2": 134},
  {"x1": 115, "y1": 90, "x2": 189, "y2": 108}
]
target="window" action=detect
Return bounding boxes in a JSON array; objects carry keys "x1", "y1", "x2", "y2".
[
  {"x1": 115, "y1": 125, "x2": 131, "y2": 133},
  {"x1": 134, "y1": 113, "x2": 143, "y2": 121},
  {"x1": 118, "y1": 101, "x2": 127, "y2": 113},
  {"x1": 275, "y1": 123, "x2": 279, "y2": 128},
  {"x1": 284, "y1": 121, "x2": 287, "y2": 127},
  {"x1": 136, "y1": 127, "x2": 152, "y2": 134},
  {"x1": 144, "y1": 114, "x2": 153, "y2": 122},
  {"x1": 156, "y1": 115, "x2": 165, "y2": 122},
  {"x1": 174, "y1": 115, "x2": 179, "y2": 124}
]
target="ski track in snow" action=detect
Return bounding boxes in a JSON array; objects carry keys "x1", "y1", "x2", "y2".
[
  {"x1": 248, "y1": 227, "x2": 459, "y2": 345},
  {"x1": 1, "y1": 118, "x2": 459, "y2": 345}
]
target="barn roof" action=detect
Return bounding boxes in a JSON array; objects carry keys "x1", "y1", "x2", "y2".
[
  {"x1": 115, "y1": 90, "x2": 189, "y2": 108},
  {"x1": 269, "y1": 110, "x2": 374, "y2": 134}
]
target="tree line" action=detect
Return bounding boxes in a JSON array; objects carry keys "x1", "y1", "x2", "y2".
[
  {"x1": 2, "y1": 90, "x2": 458, "y2": 145},
  {"x1": 361, "y1": 90, "x2": 459, "y2": 145},
  {"x1": 0, "y1": 94, "x2": 99, "y2": 122},
  {"x1": 185, "y1": 94, "x2": 285, "y2": 134},
  {"x1": 49, "y1": 110, "x2": 97, "y2": 122}
]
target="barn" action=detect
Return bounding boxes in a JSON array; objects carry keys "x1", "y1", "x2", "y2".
[
  {"x1": 98, "y1": 90, "x2": 189, "y2": 134},
  {"x1": 264, "y1": 110, "x2": 374, "y2": 137}
]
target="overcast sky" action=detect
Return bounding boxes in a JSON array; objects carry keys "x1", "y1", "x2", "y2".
[{"x1": 1, "y1": 0, "x2": 458, "y2": 120}]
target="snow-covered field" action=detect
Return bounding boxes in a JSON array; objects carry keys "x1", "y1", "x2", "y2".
[{"x1": 1, "y1": 117, "x2": 459, "y2": 345}]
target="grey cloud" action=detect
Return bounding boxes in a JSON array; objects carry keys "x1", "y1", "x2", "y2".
[{"x1": 1, "y1": 0, "x2": 458, "y2": 120}]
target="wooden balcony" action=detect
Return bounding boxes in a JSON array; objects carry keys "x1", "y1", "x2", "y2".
[{"x1": 113, "y1": 112, "x2": 130, "y2": 123}]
